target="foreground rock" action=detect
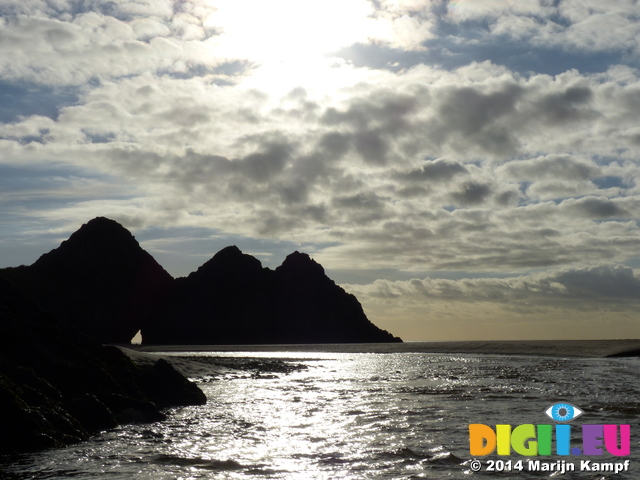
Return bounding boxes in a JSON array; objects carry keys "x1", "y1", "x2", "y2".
[{"x1": 0, "y1": 277, "x2": 206, "y2": 455}]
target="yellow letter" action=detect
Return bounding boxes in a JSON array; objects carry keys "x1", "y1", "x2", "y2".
[{"x1": 496, "y1": 424, "x2": 512, "y2": 455}]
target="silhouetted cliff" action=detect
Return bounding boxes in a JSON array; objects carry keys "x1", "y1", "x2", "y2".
[
  {"x1": 142, "y1": 246, "x2": 279, "y2": 344},
  {"x1": 143, "y1": 248, "x2": 401, "y2": 344},
  {"x1": 0, "y1": 217, "x2": 401, "y2": 345},
  {"x1": 1, "y1": 217, "x2": 173, "y2": 343},
  {"x1": 273, "y1": 251, "x2": 399, "y2": 343},
  {"x1": 0, "y1": 217, "x2": 401, "y2": 454}
]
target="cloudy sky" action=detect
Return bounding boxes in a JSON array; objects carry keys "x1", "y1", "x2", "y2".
[{"x1": 2, "y1": 0, "x2": 640, "y2": 341}]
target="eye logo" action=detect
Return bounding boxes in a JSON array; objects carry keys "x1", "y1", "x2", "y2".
[{"x1": 545, "y1": 403, "x2": 583, "y2": 422}]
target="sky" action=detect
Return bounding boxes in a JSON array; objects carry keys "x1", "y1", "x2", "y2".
[{"x1": 1, "y1": 0, "x2": 640, "y2": 341}]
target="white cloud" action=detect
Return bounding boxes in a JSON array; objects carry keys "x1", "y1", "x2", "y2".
[
  {"x1": 2, "y1": 58, "x2": 640, "y2": 275},
  {"x1": 2, "y1": 0, "x2": 640, "y2": 340},
  {"x1": 446, "y1": 0, "x2": 544, "y2": 21}
]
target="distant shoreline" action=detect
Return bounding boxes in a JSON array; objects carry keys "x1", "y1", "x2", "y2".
[{"x1": 123, "y1": 339, "x2": 640, "y2": 358}]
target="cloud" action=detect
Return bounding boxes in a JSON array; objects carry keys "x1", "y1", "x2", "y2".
[
  {"x1": 331, "y1": 1, "x2": 639, "y2": 76},
  {"x1": 442, "y1": 0, "x2": 640, "y2": 57},
  {"x1": 563, "y1": 196, "x2": 631, "y2": 220},
  {"x1": 500, "y1": 154, "x2": 600, "y2": 181},
  {"x1": 0, "y1": 2, "x2": 236, "y2": 86},
  {"x1": 2, "y1": 59, "x2": 640, "y2": 275},
  {"x1": 343, "y1": 264, "x2": 640, "y2": 340},
  {"x1": 450, "y1": 181, "x2": 492, "y2": 205},
  {"x1": 0, "y1": 4, "x2": 638, "y2": 262},
  {"x1": 2, "y1": 0, "x2": 640, "y2": 341},
  {"x1": 346, "y1": 264, "x2": 640, "y2": 307}
]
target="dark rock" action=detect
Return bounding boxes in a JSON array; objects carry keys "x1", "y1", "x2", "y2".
[
  {"x1": 66, "y1": 394, "x2": 118, "y2": 433},
  {"x1": 143, "y1": 246, "x2": 278, "y2": 344},
  {"x1": 140, "y1": 359, "x2": 207, "y2": 408},
  {"x1": 143, "y1": 248, "x2": 401, "y2": 344},
  {"x1": 0, "y1": 370, "x2": 68, "y2": 453},
  {"x1": 273, "y1": 251, "x2": 401, "y2": 343},
  {"x1": 101, "y1": 393, "x2": 167, "y2": 424},
  {"x1": 1, "y1": 217, "x2": 173, "y2": 343},
  {"x1": 0, "y1": 217, "x2": 401, "y2": 345},
  {"x1": 0, "y1": 275, "x2": 205, "y2": 455}
]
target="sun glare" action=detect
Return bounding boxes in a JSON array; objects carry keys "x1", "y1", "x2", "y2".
[
  {"x1": 202, "y1": 0, "x2": 383, "y2": 96},
  {"x1": 205, "y1": 0, "x2": 375, "y2": 62}
]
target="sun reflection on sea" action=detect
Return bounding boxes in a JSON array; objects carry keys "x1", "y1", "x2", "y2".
[{"x1": 3, "y1": 352, "x2": 636, "y2": 479}]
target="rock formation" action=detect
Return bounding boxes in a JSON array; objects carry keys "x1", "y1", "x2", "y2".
[
  {"x1": 0, "y1": 216, "x2": 401, "y2": 453},
  {"x1": 142, "y1": 245, "x2": 279, "y2": 344},
  {"x1": 1, "y1": 217, "x2": 173, "y2": 343},
  {"x1": 273, "y1": 251, "x2": 399, "y2": 343},
  {"x1": 0, "y1": 217, "x2": 402, "y2": 345},
  {"x1": 0, "y1": 275, "x2": 206, "y2": 455},
  {"x1": 142, "y1": 247, "x2": 401, "y2": 344}
]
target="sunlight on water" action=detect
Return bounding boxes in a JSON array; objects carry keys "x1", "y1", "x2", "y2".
[{"x1": 1, "y1": 352, "x2": 638, "y2": 479}]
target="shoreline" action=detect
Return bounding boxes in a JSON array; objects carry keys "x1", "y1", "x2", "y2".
[{"x1": 122, "y1": 339, "x2": 640, "y2": 358}]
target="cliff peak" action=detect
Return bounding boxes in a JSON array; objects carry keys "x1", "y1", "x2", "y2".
[
  {"x1": 277, "y1": 251, "x2": 325, "y2": 276},
  {"x1": 9, "y1": 217, "x2": 173, "y2": 343},
  {"x1": 189, "y1": 245, "x2": 264, "y2": 281},
  {"x1": 34, "y1": 217, "x2": 141, "y2": 269}
]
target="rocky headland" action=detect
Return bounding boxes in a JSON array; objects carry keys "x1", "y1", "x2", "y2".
[
  {"x1": 1, "y1": 217, "x2": 400, "y2": 345},
  {"x1": 0, "y1": 217, "x2": 400, "y2": 454},
  {"x1": 143, "y1": 246, "x2": 401, "y2": 344}
]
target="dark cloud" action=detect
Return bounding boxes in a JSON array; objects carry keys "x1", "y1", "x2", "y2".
[
  {"x1": 535, "y1": 86, "x2": 596, "y2": 125},
  {"x1": 353, "y1": 129, "x2": 389, "y2": 165},
  {"x1": 450, "y1": 181, "x2": 492, "y2": 205},
  {"x1": 333, "y1": 192, "x2": 386, "y2": 211},
  {"x1": 553, "y1": 265, "x2": 640, "y2": 300},
  {"x1": 495, "y1": 189, "x2": 519, "y2": 206},
  {"x1": 237, "y1": 142, "x2": 292, "y2": 182},
  {"x1": 397, "y1": 158, "x2": 468, "y2": 182},
  {"x1": 320, "y1": 92, "x2": 419, "y2": 130},
  {"x1": 437, "y1": 85, "x2": 522, "y2": 132},
  {"x1": 320, "y1": 91, "x2": 422, "y2": 163},
  {"x1": 161, "y1": 142, "x2": 293, "y2": 193},
  {"x1": 317, "y1": 131, "x2": 351, "y2": 159},
  {"x1": 428, "y1": 83, "x2": 523, "y2": 156},
  {"x1": 500, "y1": 154, "x2": 599, "y2": 181},
  {"x1": 568, "y1": 197, "x2": 629, "y2": 219}
]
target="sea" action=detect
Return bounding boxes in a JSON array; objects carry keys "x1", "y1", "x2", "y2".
[{"x1": 1, "y1": 342, "x2": 639, "y2": 480}]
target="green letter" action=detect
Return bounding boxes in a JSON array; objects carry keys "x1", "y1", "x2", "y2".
[{"x1": 511, "y1": 424, "x2": 537, "y2": 456}]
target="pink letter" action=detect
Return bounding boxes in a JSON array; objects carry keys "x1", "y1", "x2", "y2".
[{"x1": 604, "y1": 425, "x2": 630, "y2": 456}]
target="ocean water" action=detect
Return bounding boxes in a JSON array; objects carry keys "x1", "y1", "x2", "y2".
[{"x1": 1, "y1": 346, "x2": 639, "y2": 479}]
